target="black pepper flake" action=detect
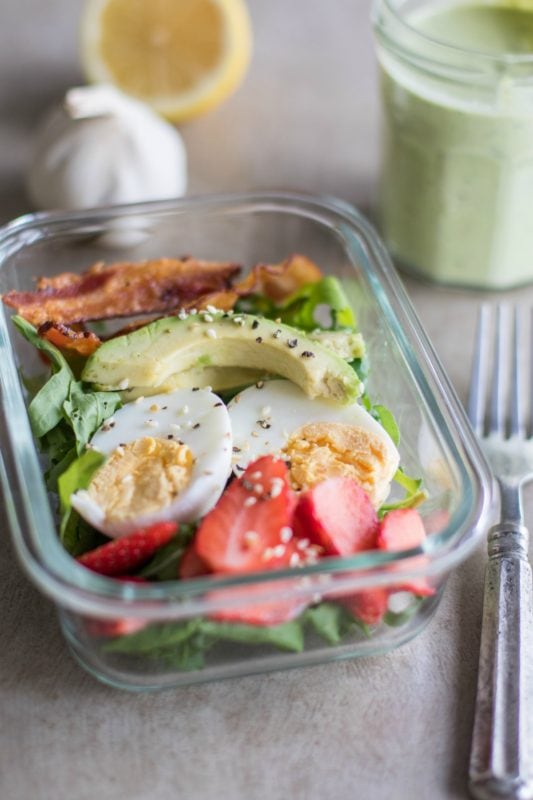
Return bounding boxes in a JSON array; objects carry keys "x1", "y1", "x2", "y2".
[
  {"x1": 255, "y1": 336, "x2": 263, "y2": 344},
  {"x1": 109, "y1": 422, "x2": 115, "y2": 428},
  {"x1": 273, "y1": 329, "x2": 282, "y2": 339},
  {"x1": 242, "y1": 479, "x2": 253, "y2": 490},
  {"x1": 192, "y1": 387, "x2": 200, "y2": 392},
  {"x1": 193, "y1": 422, "x2": 201, "y2": 429},
  {"x1": 162, "y1": 406, "x2": 168, "y2": 410},
  {"x1": 236, "y1": 465, "x2": 245, "y2": 472},
  {"x1": 287, "y1": 338, "x2": 298, "y2": 348},
  {"x1": 256, "y1": 381, "x2": 265, "y2": 389},
  {"x1": 301, "y1": 350, "x2": 315, "y2": 358},
  {"x1": 257, "y1": 419, "x2": 271, "y2": 429},
  {"x1": 119, "y1": 443, "x2": 126, "y2": 447},
  {"x1": 214, "y1": 402, "x2": 223, "y2": 407},
  {"x1": 167, "y1": 434, "x2": 174, "y2": 439},
  {"x1": 233, "y1": 446, "x2": 241, "y2": 453},
  {"x1": 252, "y1": 320, "x2": 259, "y2": 330}
]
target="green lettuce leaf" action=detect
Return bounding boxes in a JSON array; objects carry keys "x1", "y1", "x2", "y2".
[
  {"x1": 237, "y1": 277, "x2": 356, "y2": 331},
  {"x1": 57, "y1": 449, "x2": 105, "y2": 551}
]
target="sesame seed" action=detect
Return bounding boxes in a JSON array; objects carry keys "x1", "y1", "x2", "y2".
[
  {"x1": 301, "y1": 351, "x2": 315, "y2": 358},
  {"x1": 204, "y1": 385, "x2": 213, "y2": 392},
  {"x1": 121, "y1": 474, "x2": 133, "y2": 484},
  {"x1": 115, "y1": 446, "x2": 125, "y2": 456},
  {"x1": 270, "y1": 482, "x2": 283, "y2": 499},
  {"x1": 145, "y1": 419, "x2": 159, "y2": 428},
  {"x1": 134, "y1": 396, "x2": 145, "y2": 405},
  {"x1": 233, "y1": 316, "x2": 243, "y2": 324},
  {"x1": 227, "y1": 309, "x2": 234, "y2": 316},
  {"x1": 180, "y1": 405, "x2": 189, "y2": 414},
  {"x1": 243, "y1": 530, "x2": 259, "y2": 545},
  {"x1": 178, "y1": 310, "x2": 188, "y2": 320},
  {"x1": 252, "y1": 320, "x2": 259, "y2": 330},
  {"x1": 287, "y1": 339, "x2": 298, "y2": 348},
  {"x1": 206, "y1": 328, "x2": 217, "y2": 339},
  {"x1": 255, "y1": 336, "x2": 263, "y2": 344},
  {"x1": 297, "y1": 538, "x2": 310, "y2": 550},
  {"x1": 256, "y1": 381, "x2": 265, "y2": 389},
  {"x1": 254, "y1": 484, "x2": 264, "y2": 494},
  {"x1": 272, "y1": 330, "x2": 281, "y2": 339},
  {"x1": 257, "y1": 419, "x2": 271, "y2": 429},
  {"x1": 243, "y1": 497, "x2": 257, "y2": 508},
  {"x1": 275, "y1": 318, "x2": 282, "y2": 324},
  {"x1": 202, "y1": 313, "x2": 214, "y2": 323},
  {"x1": 262, "y1": 548, "x2": 274, "y2": 561},
  {"x1": 272, "y1": 544, "x2": 286, "y2": 557},
  {"x1": 206, "y1": 305, "x2": 218, "y2": 314},
  {"x1": 149, "y1": 403, "x2": 160, "y2": 412},
  {"x1": 189, "y1": 308, "x2": 197, "y2": 315},
  {"x1": 117, "y1": 378, "x2": 129, "y2": 390},
  {"x1": 250, "y1": 471, "x2": 263, "y2": 480},
  {"x1": 280, "y1": 527, "x2": 293, "y2": 543},
  {"x1": 261, "y1": 406, "x2": 271, "y2": 416},
  {"x1": 251, "y1": 431, "x2": 259, "y2": 438},
  {"x1": 290, "y1": 552, "x2": 301, "y2": 567},
  {"x1": 170, "y1": 423, "x2": 181, "y2": 430}
]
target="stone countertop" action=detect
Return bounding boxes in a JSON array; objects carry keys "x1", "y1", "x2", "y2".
[{"x1": 1, "y1": 2, "x2": 531, "y2": 799}]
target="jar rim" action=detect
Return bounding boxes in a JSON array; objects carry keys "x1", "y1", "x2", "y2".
[{"x1": 373, "y1": 0, "x2": 533, "y2": 69}]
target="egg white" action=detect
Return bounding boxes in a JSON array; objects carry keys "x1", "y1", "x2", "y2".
[
  {"x1": 228, "y1": 379, "x2": 399, "y2": 498},
  {"x1": 71, "y1": 387, "x2": 232, "y2": 538}
]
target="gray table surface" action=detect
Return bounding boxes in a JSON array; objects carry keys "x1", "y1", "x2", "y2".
[{"x1": 1, "y1": 2, "x2": 532, "y2": 799}]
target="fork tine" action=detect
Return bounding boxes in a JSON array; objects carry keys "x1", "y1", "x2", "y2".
[
  {"x1": 488, "y1": 304, "x2": 506, "y2": 436},
  {"x1": 468, "y1": 304, "x2": 490, "y2": 435},
  {"x1": 509, "y1": 306, "x2": 524, "y2": 438}
]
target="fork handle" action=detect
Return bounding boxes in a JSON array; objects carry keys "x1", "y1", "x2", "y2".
[{"x1": 469, "y1": 523, "x2": 533, "y2": 800}]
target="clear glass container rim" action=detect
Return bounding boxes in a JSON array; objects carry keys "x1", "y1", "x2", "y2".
[{"x1": 372, "y1": 0, "x2": 533, "y2": 71}]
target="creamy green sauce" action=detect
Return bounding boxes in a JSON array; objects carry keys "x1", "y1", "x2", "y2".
[{"x1": 378, "y1": 1, "x2": 533, "y2": 288}]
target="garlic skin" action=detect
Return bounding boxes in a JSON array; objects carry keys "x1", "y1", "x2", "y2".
[{"x1": 26, "y1": 86, "x2": 187, "y2": 210}]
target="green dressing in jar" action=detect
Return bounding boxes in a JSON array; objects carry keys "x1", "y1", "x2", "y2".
[{"x1": 373, "y1": 0, "x2": 533, "y2": 289}]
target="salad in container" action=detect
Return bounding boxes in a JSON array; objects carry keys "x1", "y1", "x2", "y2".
[{"x1": 0, "y1": 192, "x2": 493, "y2": 690}]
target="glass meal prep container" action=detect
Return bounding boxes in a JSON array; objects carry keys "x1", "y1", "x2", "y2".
[{"x1": 0, "y1": 191, "x2": 493, "y2": 691}]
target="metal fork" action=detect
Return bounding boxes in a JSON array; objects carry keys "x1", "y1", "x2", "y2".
[{"x1": 468, "y1": 305, "x2": 533, "y2": 800}]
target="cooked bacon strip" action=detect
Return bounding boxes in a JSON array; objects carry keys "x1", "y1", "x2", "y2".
[
  {"x1": 2, "y1": 257, "x2": 241, "y2": 327},
  {"x1": 38, "y1": 322, "x2": 102, "y2": 357},
  {"x1": 234, "y1": 254, "x2": 322, "y2": 302}
]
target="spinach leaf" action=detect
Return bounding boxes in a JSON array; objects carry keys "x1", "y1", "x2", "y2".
[
  {"x1": 304, "y1": 602, "x2": 360, "y2": 644},
  {"x1": 63, "y1": 382, "x2": 121, "y2": 454},
  {"x1": 139, "y1": 524, "x2": 197, "y2": 581},
  {"x1": 57, "y1": 449, "x2": 105, "y2": 548}
]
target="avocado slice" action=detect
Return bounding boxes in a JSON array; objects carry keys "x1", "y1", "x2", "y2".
[
  {"x1": 120, "y1": 365, "x2": 268, "y2": 400},
  {"x1": 82, "y1": 312, "x2": 363, "y2": 404}
]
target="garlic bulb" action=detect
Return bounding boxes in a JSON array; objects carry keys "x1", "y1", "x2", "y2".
[{"x1": 26, "y1": 85, "x2": 187, "y2": 210}]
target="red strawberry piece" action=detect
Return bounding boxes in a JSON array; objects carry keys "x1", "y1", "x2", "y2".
[
  {"x1": 84, "y1": 616, "x2": 147, "y2": 638},
  {"x1": 179, "y1": 544, "x2": 211, "y2": 579},
  {"x1": 339, "y1": 589, "x2": 389, "y2": 626},
  {"x1": 195, "y1": 456, "x2": 297, "y2": 574},
  {"x1": 77, "y1": 521, "x2": 178, "y2": 576},
  {"x1": 378, "y1": 508, "x2": 434, "y2": 597},
  {"x1": 209, "y1": 581, "x2": 309, "y2": 626},
  {"x1": 293, "y1": 477, "x2": 379, "y2": 556}
]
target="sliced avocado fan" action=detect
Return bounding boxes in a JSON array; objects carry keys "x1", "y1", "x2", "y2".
[{"x1": 82, "y1": 312, "x2": 363, "y2": 405}]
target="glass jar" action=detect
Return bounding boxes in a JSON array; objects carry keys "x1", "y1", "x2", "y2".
[{"x1": 372, "y1": 0, "x2": 533, "y2": 289}]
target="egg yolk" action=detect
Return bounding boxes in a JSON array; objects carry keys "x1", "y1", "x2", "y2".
[
  {"x1": 88, "y1": 436, "x2": 194, "y2": 522},
  {"x1": 284, "y1": 422, "x2": 392, "y2": 506}
]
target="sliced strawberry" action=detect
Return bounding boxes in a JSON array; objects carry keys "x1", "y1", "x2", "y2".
[
  {"x1": 293, "y1": 477, "x2": 379, "y2": 556},
  {"x1": 84, "y1": 616, "x2": 147, "y2": 638},
  {"x1": 195, "y1": 456, "x2": 297, "y2": 574},
  {"x1": 339, "y1": 589, "x2": 389, "y2": 626},
  {"x1": 209, "y1": 581, "x2": 308, "y2": 626},
  {"x1": 378, "y1": 508, "x2": 434, "y2": 597},
  {"x1": 179, "y1": 544, "x2": 211, "y2": 579},
  {"x1": 77, "y1": 521, "x2": 178, "y2": 576}
]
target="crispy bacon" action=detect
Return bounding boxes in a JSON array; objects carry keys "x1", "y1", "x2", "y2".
[
  {"x1": 2, "y1": 257, "x2": 241, "y2": 327},
  {"x1": 38, "y1": 322, "x2": 102, "y2": 357},
  {"x1": 234, "y1": 254, "x2": 322, "y2": 302}
]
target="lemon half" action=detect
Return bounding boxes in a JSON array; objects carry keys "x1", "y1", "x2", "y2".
[{"x1": 80, "y1": 0, "x2": 252, "y2": 122}]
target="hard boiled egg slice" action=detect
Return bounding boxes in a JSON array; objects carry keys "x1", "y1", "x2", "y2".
[
  {"x1": 71, "y1": 387, "x2": 232, "y2": 538},
  {"x1": 228, "y1": 379, "x2": 399, "y2": 507}
]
